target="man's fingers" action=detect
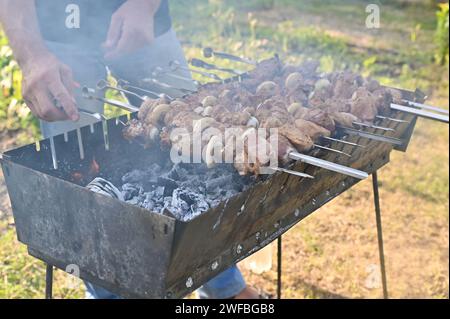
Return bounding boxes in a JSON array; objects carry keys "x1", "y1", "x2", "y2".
[
  {"x1": 35, "y1": 91, "x2": 68, "y2": 122},
  {"x1": 24, "y1": 98, "x2": 41, "y2": 119},
  {"x1": 48, "y1": 80, "x2": 79, "y2": 121},
  {"x1": 60, "y1": 65, "x2": 80, "y2": 91},
  {"x1": 103, "y1": 15, "x2": 123, "y2": 50}
]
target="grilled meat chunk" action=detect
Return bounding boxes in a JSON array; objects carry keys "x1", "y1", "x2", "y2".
[
  {"x1": 278, "y1": 124, "x2": 314, "y2": 152},
  {"x1": 294, "y1": 119, "x2": 331, "y2": 141}
]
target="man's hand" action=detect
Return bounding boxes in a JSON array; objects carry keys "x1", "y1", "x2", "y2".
[
  {"x1": 0, "y1": 0, "x2": 79, "y2": 122},
  {"x1": 103, "y1": 0, "x2": 161, "y2": 60},
  {"x1": 22, "y1": 54, "x2": 79, "y2": 122}
]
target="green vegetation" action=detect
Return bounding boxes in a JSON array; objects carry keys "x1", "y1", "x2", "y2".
[
  {"x1": 0, "y1": 0, "x2": 448, "y2": 299},
  {"x1": 435, "y1": 3, "x2": 449, "y2": 65}
]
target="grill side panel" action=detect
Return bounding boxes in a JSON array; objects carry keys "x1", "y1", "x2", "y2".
[{"x1": 1, "y1": 160, "x2": 175, "y2": 299}]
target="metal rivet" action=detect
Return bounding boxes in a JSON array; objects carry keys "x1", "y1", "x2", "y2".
[
  {"x1": 326, "y1": 190, "x2": 331, "y2": 196},
  {"x1": 274, "y1": 222, "x2": 280, "y2": 229},
  {"x1": 341, "y1": 181, "x2": 346, "y2": 187},
  {"x1": 186, "y1": 277, "x2": 193, "y2": 288},
  {"x1": 166, "y1": 292, "x2": 173, "y2": 298},
  {"x1": 236, "y1": 244, "x2": 243, "y2": 254},
  {"x1": 211, "y1": 261, "x2": 219, "y2": 271},
  {"x1": 294, "y1": 209, "x2": 300, "y2": 217},
  {"x1": 256, "y1": 232, "x2": 261, "y2": 241},
  {"x1": 312, "y1": 198, "x2": 317, "y2": 206}
]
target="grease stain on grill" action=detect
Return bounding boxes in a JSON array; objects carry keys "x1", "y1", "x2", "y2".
[
  {"x1": 211, "y1": 261, "x2": 219, "y2": 271},
  {"x1": 185, "y1": 277, "x2": 194, "y2": 288}
]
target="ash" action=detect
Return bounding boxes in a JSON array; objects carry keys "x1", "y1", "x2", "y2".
[{"x1": 120, "y1": 162, "x2": 254, "y2": 222}]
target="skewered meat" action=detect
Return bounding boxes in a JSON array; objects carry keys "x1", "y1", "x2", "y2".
[
  {"x1": 256, "y1": 81, "x2": 280, "y2": 98},
  {"x1": 328, "y1": 112, "x2": 359, "y2": 128},
  {"x1": 372, "y1": 88, "x2": 393, "y2": 114},
  {"x1": 350, "y1": 87, "x2": 378, "y2": 122},
  {"x1": 294, "y1": 119, "x2": 331, "y2": 141},
  {"x1": 285, "y1": 72, "x2": 304, "y2": 92},
  {"x1": 215, "y1": 111, "x2": 252, "y2": 126},
  {"x1": 364, "y1": 79, "x2": 381, "y2": 92},
  {"x1": 247, "y1": 57, "x2": 283, "y2": 82},
  {"x1": 270, "y1": 134, "x2": 296, "y2": 165},
  {"x1": 287, "y1": 90, "x2": 308, "y2": 105},
  {"x1": 388, "y1": 88, "x2": 403, "y2": 105},
  {"x1": 299, "y1": 108, "x2": 336, "y2": 132},
  {"x1": 124, "y1": 56, "x2": 398, "y2": 177},
  {"x1": 278, "y1": 124, "x2": 314, "y2": 152},
  {"x1": 322, "y1": 98, "x2": 352, "y2": 113},
  {"x1": 332, "y1": 71, "x2": 359, "y2": 99}
]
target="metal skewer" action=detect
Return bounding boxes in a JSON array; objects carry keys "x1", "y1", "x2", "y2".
[
  {"x1": 203, "y1": 47, "x2": 257, "y2": 66},
  {"x1": 190, "y1": 58, "x2": 243, "y2": 76},
  {"x1": 321, "y1": 136, "x2": 365, "y2": 148},
  {"x1": 76, "y1": 128, "x2": 85, "y2": 160},
  {"x1": 141, "y1": 77, "x2": 197, "y2": 94},
  {"x1": 313, "y1": 144, "x2": 352, "y2": 157},
  {"x1": 82, "y1": 87, "x2": 139, "y2": 113},
  {"x1": 96, "y1": 80, "x2": 147, "y2": 102},
  {"x1": 402, "y1": 100, "x2": 449, "y2": 115},
  {"x1": 289, "y1": 152, "x2": 368, "y2": 180},
  {"x1": 375, "y1": 115, "x2": 409, "y2": 124},
  {"x1": 353, "y1": 122, "x2": 396, "y2": 132},
  {"x1": 391, "y1": 103, "x2": 449, "y2": 124},
  {"x1": 79, "y1": 110, "x2": 103, "y2": 122},
  {"x1": 117, "y1": 79, "x2": 172, "y2": 100},
  {"x1": 170, "y1": 60, "x2": 223, "y2": 82},
  {"x1": 49, "y1": 137, "x2": 58, "y2": 170},
  {"x1": 268, "y1": 167, "x2": 315, "y2": 179},
  {"x1": 337, "y1": 126, "x2": 403, "y2": 146},
  {"x1": 152, "y1": 67, "x2": 200, "y2": 87}
]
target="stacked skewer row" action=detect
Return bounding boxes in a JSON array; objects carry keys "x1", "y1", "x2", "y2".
[{"x1": 81, "y1": 50, "x2": 449, "y2": 181}]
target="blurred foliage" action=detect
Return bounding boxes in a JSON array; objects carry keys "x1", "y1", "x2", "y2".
[
  {"x1": 0, "y1": 30, "x2": 40, "y2": 143},
  {"x1": 435, "y1": 3, "x2": 449, "y2": 65}
]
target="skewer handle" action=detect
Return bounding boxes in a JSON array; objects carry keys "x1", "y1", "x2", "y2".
[
  {"x1": 289, "y1": 152, "x2": 369, "y2": 180},
  {"x1": 403, "y1": 100, "x2": 449, "y2": 115},
  {"x1": 391, "y1": 103, "x2": 449, "y2": 124},
  {"x1": 338, "y1": 126, "x2": 404, "y2": 146},
  {"x1": 82, "y1": 87, "x2": 139, "y2": 113},
  {"x1": 191, "y1": 58, "x2": 241, "y2": 75},
  {"x1": 203, "y1": 48, "x2": 257, "y2": 66}
]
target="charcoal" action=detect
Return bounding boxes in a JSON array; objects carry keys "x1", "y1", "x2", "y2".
[
  {"x1": 122, "y1": 183, "x2": 142, "y2": 201},
  {"x1": 155, "y1": 186, "x2": 165, "y2": 197},
  {"x1": 115, "y1": 162, "x2": 253, "y2": 222},
  {"x1": 205, "y1": 175, "x2": 233, "y2": 192},
  {"x1": 157, "y1": 177, "x2": 178, "y2": 196}
]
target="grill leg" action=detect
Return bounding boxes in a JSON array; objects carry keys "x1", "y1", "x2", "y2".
[
  {"x1": 372, "y1": 172, "x2": 389, "y2": 299},
  {"x1": 277, "y1": 236, "x2": 282, "y2": 299},
  {"x1": 45, "y1": 263, "x2": 54, "y2": 299}
]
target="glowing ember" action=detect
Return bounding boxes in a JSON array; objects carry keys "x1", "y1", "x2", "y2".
[{"x1": 89, "y1": 158, "x2": 100, "y2": 176}]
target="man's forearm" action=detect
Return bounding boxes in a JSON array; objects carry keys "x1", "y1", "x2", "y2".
[{"x1": 0, "y1": 0, "x2": 50, "y2": 70}]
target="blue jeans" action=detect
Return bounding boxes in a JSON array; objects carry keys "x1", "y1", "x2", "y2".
[
  {"x1": 43, "y1": 29, "x2": 247, "y2": 299},
  {"x1": 85, "y1": 266, "x2": 247, "y2": 299}
]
